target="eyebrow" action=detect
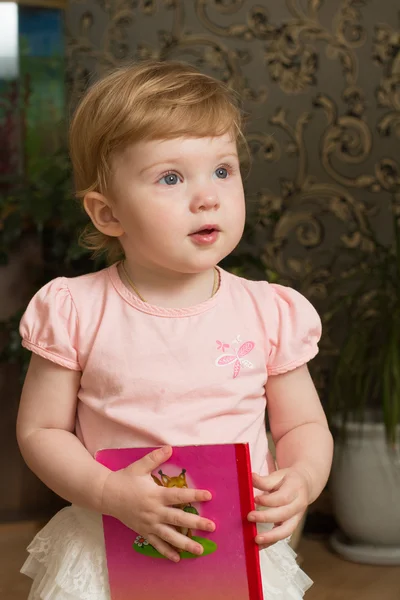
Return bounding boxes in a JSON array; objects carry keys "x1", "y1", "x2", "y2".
[{"x1": 139, "y1": 152, "x2": 239, "y2": 175}]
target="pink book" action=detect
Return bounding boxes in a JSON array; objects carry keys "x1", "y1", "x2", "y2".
[{"x1": 96, "y1": 444, "x2": 263, "y2": 600}]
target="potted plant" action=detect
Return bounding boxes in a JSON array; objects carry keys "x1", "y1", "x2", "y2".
[
  {"x1": 0, "y1": 151, "x2": 104, "y2": 372},
  {"x1": 0, "y1": 151, "x2": 110, "y2": 519},
  {"x1": 326, "y1": 208, "x2": 400, "y2": 565}
]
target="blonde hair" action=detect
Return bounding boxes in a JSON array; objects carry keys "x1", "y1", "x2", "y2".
[{"x1": 69, "y1": 60, "x2": 247, "y2": 263}]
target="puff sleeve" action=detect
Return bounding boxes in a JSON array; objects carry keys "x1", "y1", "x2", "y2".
[
  {"x1": 267, "y1": 284, "x2": 321, "y2": 376},
  {"x1": 19, "y1": 278, "x2": 81, "y2": 371}
]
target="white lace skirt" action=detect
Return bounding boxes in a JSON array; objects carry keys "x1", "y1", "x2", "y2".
[{"x1": 21, "y1": 505, "x2": 313, "y2": 600}]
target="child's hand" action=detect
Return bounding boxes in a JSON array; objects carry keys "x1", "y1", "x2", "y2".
[
  {"x1": 101, "y1": 446, "x2": 215, "y2": 562},
  {"x1": 248, "y1": 467, "x2": 311, "y2": 548}
]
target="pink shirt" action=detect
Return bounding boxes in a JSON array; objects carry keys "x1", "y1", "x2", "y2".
[{"x1": 20, "y1": 265, "x2": 321, "y2": 477}]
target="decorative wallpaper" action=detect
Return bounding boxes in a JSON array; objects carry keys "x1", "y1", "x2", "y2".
[{"x1": 65, "y1": 0, "x2": 400, "y2": 389}]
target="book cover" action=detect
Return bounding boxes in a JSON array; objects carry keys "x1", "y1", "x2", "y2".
[{"x1": 96, "y1": 443, "x2": 263, "y2": 600}]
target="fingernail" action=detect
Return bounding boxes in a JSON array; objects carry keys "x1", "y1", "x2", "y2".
[
  {"x1": 207, "y1": 522, "x2": 215, "y2": 531},
  {"x1": 205, "y1": 492, "x2": 212, "y2": 500},
  {"x1": 162, "y1": 446, "x2": 171, "y2": 455},
  {"x1": 256, "y1": 535, "x2": 267, "y2": 544},
  {"x1": 248, "y1": 514, "x2": 256, "y2": 521}
]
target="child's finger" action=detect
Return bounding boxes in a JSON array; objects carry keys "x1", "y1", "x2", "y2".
[
  {"x1": 146, "y1": 533, "x2": 180, "y2": 563},
  {"x1": 252, "y1": 470, "x2": 286, "y2": 493},
  {"x1": 130, "y1": 446, "x2": 172, "y2": 476},
  {"x1": 248, "y1": 503, "x2": 300, "y2": 525},
  {"x1": 162, "y1": 507, "x2": 215, "y2": 533},
  {"x1": 255, "y1": 515, "x2": 300, "y2": 546},
  {"x1": 155, "y1": 523, "x2": 205, "y2": 556},
  {"x1": 254, "y1": 484, "x2": 298, "y2": 508},
  {"x1": 162, "y1": 486, "x2": 212, "y2": 506}
]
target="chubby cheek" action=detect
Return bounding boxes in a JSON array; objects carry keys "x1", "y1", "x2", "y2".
[
  {"x1": 124, "y1": 196, "x2": 175, "y2": 232},
  {"x1": 152, "y1": 206, "x2": 185, "y2": 237},
  {"x1": 139, "y1": 203, "x2": 186, "y2": 245},
  {"x1": 227, "y1": 191, "x2": 246, "y2": 235}
]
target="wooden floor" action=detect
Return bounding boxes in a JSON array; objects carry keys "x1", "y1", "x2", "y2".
[
  {"x1": 301, "y1": 539, "x2": 400, "y2": 600},
  {"x1": 1, "y1": 521, "x2": 400, "y2": 599}
]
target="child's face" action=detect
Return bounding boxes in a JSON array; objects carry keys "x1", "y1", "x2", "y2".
[{"x1": 109, "y1": 133, "x2": 245, "y2": 274}]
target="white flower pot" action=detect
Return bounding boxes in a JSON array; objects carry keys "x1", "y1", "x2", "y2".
[{"x1": 330, "y1": 420, "x2": 400, "y2": 564}]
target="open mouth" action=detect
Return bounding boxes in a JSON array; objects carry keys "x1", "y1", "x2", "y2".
[
  {"x1": 190, "y1": 225, "x2": 220, "y2": 236},
  {"x1": 195, "y1": 228, "x2": 216, "y2": 235},
  {"x1": 189, "y1": 225, "x2": 220, "y2": 245}
]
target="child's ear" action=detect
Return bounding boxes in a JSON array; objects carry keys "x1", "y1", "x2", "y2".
[{"x1": 83, "y1": 192, "x2": 124, "y2": 238}]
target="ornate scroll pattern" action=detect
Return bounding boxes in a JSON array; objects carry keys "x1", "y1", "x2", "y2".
[{"x1": 65, "y1": 0, "x2": 400, "y2": 385}]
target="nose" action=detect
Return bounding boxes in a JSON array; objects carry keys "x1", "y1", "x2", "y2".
[{"x1": 190, "y1": 187, "x2": 220, "y2": 213}]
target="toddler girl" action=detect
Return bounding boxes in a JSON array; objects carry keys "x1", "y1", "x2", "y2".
[{"x1": 17, "y1": 60, "x2": 333, "y2": 600}]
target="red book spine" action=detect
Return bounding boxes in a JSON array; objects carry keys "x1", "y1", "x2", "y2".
[{"x1": 235, "y1": 443, "x2": 263, "y2": 600}]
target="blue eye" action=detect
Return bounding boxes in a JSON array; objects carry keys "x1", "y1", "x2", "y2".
[
  {"x1": 159, "y1": 173, "x2": 180, "y2": 185},
  {"x1": 215, "y1": 167, "x2": 228, "y2": 179}
]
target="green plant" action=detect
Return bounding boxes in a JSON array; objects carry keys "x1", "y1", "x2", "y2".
[
  {"x1": 0, "y1": 151, "x2": 105, "y2": 374},
  {"x1": 327, "y1": 209, "x2": 400, "y2": 448}
]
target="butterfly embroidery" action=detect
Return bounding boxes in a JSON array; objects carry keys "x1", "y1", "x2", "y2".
[
  {"x1": 216, "y1": 340, "x2": 230, "y2": 352},
  {"x1": 215, "y1": 337, "x2": 255, "y2": 379}
]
